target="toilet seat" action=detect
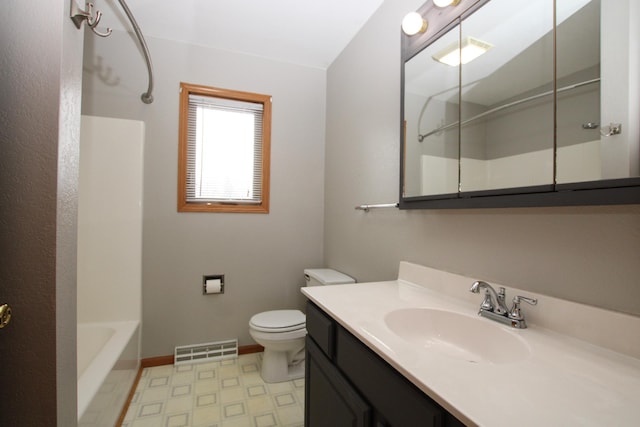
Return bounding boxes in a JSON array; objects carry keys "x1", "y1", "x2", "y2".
[{"x1": 250, "y1": 310, "x2": 306, "y2": 333}]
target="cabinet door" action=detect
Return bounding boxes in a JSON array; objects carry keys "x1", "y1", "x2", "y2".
[{"x1": 305, "y1": 336, "x2": 372, "y2": 427}]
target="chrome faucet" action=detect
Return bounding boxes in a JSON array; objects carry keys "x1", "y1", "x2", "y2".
[
  {"x1": 469, "y1": 281, "x2": 509, "y2": 315},
  {"x1": 470, "y1": 281, "x2": 537, "y2": 329}
]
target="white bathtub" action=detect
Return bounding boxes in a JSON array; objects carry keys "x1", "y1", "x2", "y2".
[{"x1": 77, "y1": 321, "x2": 140, "y2": 423}]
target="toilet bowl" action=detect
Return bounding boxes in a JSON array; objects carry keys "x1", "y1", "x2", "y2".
[
  {"x1": 249, "y1": 268, "x2": 355, "y2": 383},
  {"x1": 249, "y1": 310, "x2": 307, "y2": 383}
]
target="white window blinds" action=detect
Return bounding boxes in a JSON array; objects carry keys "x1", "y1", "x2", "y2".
[{"x1": 186, "y1": 94, "x2": 264, "y2": 204}]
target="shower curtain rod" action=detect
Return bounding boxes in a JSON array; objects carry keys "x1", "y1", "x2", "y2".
[
  {"x1": 117, "y1": 0, "x2": 154, "y2": 104},
  {"x1": 70, "y1": 0, "x2": 154, "y2": 104},
  {"x1": 418, "y1": 78, "x2": 600, "y2": 142}
]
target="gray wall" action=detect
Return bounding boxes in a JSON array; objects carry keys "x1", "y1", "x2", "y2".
[
  {"x1": 82, "y1": 31, "x2": 326, "y2": 358},
  {"x1": 0, "y1": 0, "x2": 81, "y2": 424},
  {"x1": 325, "y1": 0, "x2": 640, "y2": 316},
  {"x1": 82, "y1": 0, "x2": 639, "y2": 361}
]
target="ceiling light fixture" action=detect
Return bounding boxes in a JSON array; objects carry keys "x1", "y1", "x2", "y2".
[
  {"x1": 432, "y1": 36, "x2": 493, "y2": 66},
  {"x1": 402, "y1": 12, "x2": 428, "y2": 36},
  {"x1": 433, "y1": 0, "x2": 461, "y2": 7}
]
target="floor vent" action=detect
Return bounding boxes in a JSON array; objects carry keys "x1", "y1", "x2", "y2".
[{"x1": 174, "y1": 339, "x2": 238, "y2": 365}]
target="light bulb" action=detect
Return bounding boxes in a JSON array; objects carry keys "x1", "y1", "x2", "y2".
[
  {"x1": 433, "y1": 0, "x2": 460, "y2": 7},
  {"x1": 402, "y1": 12, "x2": 427, "y2": 36}
]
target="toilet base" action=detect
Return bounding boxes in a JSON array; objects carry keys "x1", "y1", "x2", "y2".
[{"x1": 260, "y1": 348, "x2": 305, "y2": 383}]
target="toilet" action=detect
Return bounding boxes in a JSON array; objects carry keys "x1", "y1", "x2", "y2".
[{"x1": 249, "y1": 268, "x2": 355, "y2": 383}]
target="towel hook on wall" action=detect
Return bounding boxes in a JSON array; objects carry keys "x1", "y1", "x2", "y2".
[{"x1": 70, "y1": 1, "x2": 113, "y2": 38}]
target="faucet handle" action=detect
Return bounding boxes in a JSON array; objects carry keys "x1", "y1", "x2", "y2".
[
  {"x1": 508, "y1": 295, "x2": 538, "y2": 321},
  {"x1": 480, "y1": 289, "x2": 494, "y2": 311},
  {"x1": 496, "y1": 286, "x2": 507, "y2": 304},
  {"x1": 492, "y1": 287, "x2": 509, "y2": 315}
]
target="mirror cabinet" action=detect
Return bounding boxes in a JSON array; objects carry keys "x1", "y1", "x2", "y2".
[{"x1": 400, "y1": 0, "x2": 640, "y2": 208}]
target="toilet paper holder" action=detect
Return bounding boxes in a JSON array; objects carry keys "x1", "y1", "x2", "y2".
[{"x1": 203, "y1": 274, "x2": 225, "y2": 295}]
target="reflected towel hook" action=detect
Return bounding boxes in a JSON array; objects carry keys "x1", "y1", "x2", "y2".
[
  {"x1": 70, "y1": 1, "x2": 113, "y2": 38},
  {"x1": 583, "y1": 122, "x2": 622, "y2": 137},
  {"x1": 581, "y1": 122, "x2": 599, "y2": 130},
  {"x1": 600, "y1": 123, "x2": 622, "y2": 137}
]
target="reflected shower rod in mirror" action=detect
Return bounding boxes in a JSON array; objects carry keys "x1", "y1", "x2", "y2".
[
  {"x1": 70, "y1": 0, "x2": 154, "y2": 104},
  {"x1": 418, "y1": 78, "x2": 600, "y2": 142}
]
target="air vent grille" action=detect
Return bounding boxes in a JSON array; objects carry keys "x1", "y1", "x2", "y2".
[{"x1": 174, "y1": 339, "x2": 238, "y2": 365}]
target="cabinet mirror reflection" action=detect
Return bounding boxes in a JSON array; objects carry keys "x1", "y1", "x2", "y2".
[{"x1": 402, "y1": 0, "x2": 639, "y2": 205}]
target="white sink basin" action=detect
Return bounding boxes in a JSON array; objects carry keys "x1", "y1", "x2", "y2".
[{"x1": 384, "y1": 308, "x2": 530, "y2": 364}]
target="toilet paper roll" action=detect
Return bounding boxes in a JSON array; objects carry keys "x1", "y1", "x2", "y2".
[{"x1": 205, "y1": 279, "x2": 222, "y2": 294}]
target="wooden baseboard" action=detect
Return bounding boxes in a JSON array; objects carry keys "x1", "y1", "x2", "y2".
[
  {"x1": 239, "y1": 344, "x2": 264, "y2": 355},
  {"x1": 116, "y1": 344, "x2": 263, "y2": 426},
  {"x1": 115, "y1": 367, "x2": 144, "y2": 427}
]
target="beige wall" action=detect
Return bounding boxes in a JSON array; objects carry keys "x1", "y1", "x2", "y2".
[
  {"x1": 324, "y1": 0, "x2": 640, "y2": 316},
  {"x1": 82, "y1": 31, "x2": 326, "y2": 358}
]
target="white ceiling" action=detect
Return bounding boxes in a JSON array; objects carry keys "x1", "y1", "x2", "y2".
[{"x1": 97, "y1": 0, "x2": 385, "y2": 69}]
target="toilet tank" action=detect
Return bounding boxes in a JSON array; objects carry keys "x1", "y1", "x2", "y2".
[{"x1": 304, "y1": 268, "x2": 355, "y2": 287}]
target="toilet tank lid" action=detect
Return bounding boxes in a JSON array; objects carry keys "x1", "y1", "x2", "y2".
[{"x1": 304, "y1": 268, "x2": 355, "y2": 285}]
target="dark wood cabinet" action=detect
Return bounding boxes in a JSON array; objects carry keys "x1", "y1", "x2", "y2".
[
  {"x1": 305, "y1": 336, "x2": 372, "y2": 427},
  {"x1": 305, "y1": 301, "x2": 466, "y2": 427}
]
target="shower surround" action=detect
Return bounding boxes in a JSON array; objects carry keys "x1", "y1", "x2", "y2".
[{"x1": 77, "y1": 115, "x2": 144, "y2": 424}]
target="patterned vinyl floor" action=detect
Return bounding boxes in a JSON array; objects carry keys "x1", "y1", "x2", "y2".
[{"x1": 122, "y1": 353, "x2": 304, "y2": 427}]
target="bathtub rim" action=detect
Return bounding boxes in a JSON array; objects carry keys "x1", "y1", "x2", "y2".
[{"x1": 77, "y1": 320, "x2": 139, "y2": 420}]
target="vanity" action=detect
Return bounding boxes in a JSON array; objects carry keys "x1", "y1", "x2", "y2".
[
  {"x1": 302, "y1": 262, "x2": 640, "y2": 426},
  {"x1": 304, "y1": 300, "x2": 464, "y2": 426}
]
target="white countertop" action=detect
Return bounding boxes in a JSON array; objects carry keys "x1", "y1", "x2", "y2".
[{"x1": 301, "y1": 262, "x2": 640, "y2": 427}]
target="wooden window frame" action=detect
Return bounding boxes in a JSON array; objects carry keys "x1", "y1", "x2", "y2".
[{"x1": 178, "y1": 82, "x2": 271, "y2": 213}]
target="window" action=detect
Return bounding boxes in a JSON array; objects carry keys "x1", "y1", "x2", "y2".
[{"x1": 178, "y1": 83, "x2": 271, "y2": 213}]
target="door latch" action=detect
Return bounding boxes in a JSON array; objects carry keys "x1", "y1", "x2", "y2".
[{"x1": 0, "y1": 303, "x2": 12, "y2": 328}]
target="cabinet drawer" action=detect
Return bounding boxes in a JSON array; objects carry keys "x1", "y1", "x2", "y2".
[
  {"x1": 306, "y1": 301, "x2": 335, "y2": 358},
  {"x1": 336, "y1": 325, "x2": 444, "y2": 427}
]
